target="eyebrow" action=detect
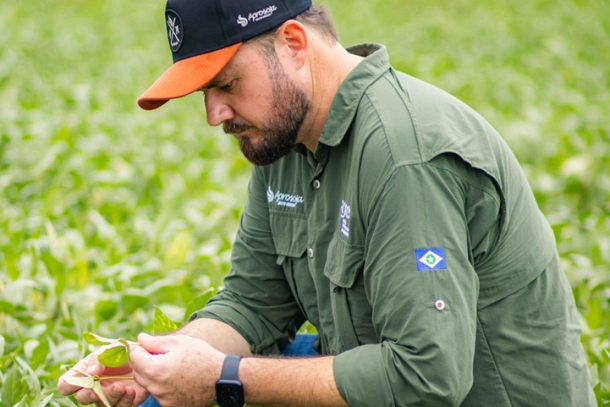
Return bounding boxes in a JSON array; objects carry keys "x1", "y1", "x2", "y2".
[{"x1": 200, "y1": 73, "x2": 230, "y2": 91}]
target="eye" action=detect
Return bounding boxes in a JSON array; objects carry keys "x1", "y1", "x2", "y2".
[{"x1": 220, "y1": 80, "x2": 235, "y2": 91}]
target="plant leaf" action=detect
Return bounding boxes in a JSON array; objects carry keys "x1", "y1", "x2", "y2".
[
  {"x1": 183, "y1": 287, "x2": 216, "y2": 322},
  {"x1": 64, "y1": 375, "x2": 95, "y2": 388},
  {"x1": 153, "y1": 306, "x2": 179, "y2": 335},
  {"x1": 98, "y1": 343, "x2": 129, "y2": 368},
  {"x1": 83, "y1": 332, "x2": 118, "y2": 346},
  {"x1": 92, "y1": 380, "x2": 112, "y2": 407}
]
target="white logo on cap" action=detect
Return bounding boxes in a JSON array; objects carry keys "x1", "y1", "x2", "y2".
[
  {"x1": 166, "y1": 11, "x2": 183, "y2": 52},
  {"x1": 237, "y1": 15, "x2": 248, "y2": 27},
  {"x1": 237, "y1": 5, "x2": 278, "y2": 28}
]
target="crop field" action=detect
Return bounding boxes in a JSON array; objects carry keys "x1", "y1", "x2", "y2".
[{"x1": 0, "y1": 0, "x2": 608, "y2": 405}]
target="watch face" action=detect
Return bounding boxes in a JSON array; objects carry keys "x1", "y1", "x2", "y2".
[{"x1": 216, "y1": 381, "x2": 244, "y2": 407}]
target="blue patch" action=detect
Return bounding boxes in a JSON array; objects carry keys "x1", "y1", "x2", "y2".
[{"x1": 415, "y1": 247, "x2": 447, "y2": 271}]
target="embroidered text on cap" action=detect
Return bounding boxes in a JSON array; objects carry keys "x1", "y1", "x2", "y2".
[{"x1": 166, "y1": 10, "x2": 183, "y2": 53}]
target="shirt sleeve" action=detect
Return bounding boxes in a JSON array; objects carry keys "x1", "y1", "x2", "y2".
[
  {"x1": 190, "y1": 167, "x2": 305, "y2": 355},
  {"x1": 333, "y1": 154, "x2": 501, "y2": 406}
]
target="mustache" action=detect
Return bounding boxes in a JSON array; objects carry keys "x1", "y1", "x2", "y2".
[{"x1": 223, "y1": 120, "x2": 252, "y2": 135}]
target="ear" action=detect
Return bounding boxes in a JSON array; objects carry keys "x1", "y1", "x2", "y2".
[{"x1": 274, "y1": 20, "x2": 309, "y2": 69}]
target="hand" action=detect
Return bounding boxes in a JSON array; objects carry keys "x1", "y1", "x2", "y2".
[
  {"x1": 57, "y1": 347, "x2": 148, "y2": 407},
  {"x1": 130, "y1": 333, "x2": 225, "y2": 407}
]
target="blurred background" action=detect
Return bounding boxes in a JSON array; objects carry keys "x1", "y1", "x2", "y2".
[{"x1": 0, "y1": 0, "x2": 609, "y2": 405}]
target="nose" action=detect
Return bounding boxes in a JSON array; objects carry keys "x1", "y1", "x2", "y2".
[{"x1": 204, "y1": 90, "x2": 234, "y2": 126}]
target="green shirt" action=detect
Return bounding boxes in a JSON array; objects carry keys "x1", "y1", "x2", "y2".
[{"x1": 193, "y1": 44, "x2": 594, "y2": 406}]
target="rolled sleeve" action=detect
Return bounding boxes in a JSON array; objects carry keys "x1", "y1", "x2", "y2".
[{"x1": 332, "y1": 156, "x2": 492, "y2": 406}]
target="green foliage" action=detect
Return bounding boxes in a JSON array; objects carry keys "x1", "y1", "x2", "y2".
[
  {"x1": 0, "y1": 0, "x2": 608, "y2": 405},
  {"x1": 153, "y1": 306, "x2": 180, "y2": 336}
]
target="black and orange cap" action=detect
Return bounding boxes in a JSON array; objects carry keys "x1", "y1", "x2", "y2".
[{"x1": 137, "y1": 0, "x2": 312, "y2": 110}]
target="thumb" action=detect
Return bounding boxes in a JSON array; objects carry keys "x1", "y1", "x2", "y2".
[
  {"x1": 136, "y1": 333, "x2": 173, "y2": 355},
  {"x1": 85, "y1": 361, "x2": 105, "y2": 377}
]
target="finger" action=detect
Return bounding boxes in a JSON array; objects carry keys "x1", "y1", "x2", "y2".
[
  {"x1": 136, "y1": 333, "x2": 173, "y2": 355},
  {"x1": 85, "y1": 362, "x2": 105, "y2": 376},
  {"x1": 73, "y1": 387, "x2": 104, "y2": 406},
  {"x1": 78, "y1": 382, "x2": 132, "y2": 407},
  {"x1": 115, "y1": 386, "x2": 137, "y2": 407},
  {"x1": 105, "y1": 382, "x2": 131, "y2": 407}
]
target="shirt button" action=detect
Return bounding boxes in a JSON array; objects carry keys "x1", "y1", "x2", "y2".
[
  {"x1": 307, "y1": 248, "x2": 314, "y2": 258},
  {"x1": 313, "y1": 180, "x2": 321, "y2": 189},
  {"x1": 434, "y1": 300, "x2": 446, "y2": 311}
]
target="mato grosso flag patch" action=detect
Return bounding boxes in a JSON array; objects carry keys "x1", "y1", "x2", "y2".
[{"x1": 415, "y1": 247, "x2": 447, "y2": 271}]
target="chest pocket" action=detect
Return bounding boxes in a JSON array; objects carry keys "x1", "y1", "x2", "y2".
[
  {"x1": 270, "y1": 212, "x2": 315, "y2": 327},
  {"x1": 324, "y1": 235, "x2": 376, "y2": 353}
]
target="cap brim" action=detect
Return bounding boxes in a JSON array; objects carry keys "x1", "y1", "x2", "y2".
[{"x1": 137, "y1": 43, "x2": 242, "y2": 110}]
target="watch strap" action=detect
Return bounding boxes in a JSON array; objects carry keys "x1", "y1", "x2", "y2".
[{"x1": 220, "y1": 355, "x2": 242, "y2": 380}]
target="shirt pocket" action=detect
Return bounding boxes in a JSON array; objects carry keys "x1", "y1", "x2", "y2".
[
  {"x1": 270, "y1": 212, "x2": 312, "y2": 325},
  {"x1": 324, "y1": 235, "x2": 376, "y2": 353}
]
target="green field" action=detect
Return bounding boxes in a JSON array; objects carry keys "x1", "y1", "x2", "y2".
[{"x1": 1, "y1": 0, "x2": 609, "y2": 405}]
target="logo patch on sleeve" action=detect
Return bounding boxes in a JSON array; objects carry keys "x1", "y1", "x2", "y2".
[{"x1": 415, "y1": 248, "x2": 447, "y2": 271}]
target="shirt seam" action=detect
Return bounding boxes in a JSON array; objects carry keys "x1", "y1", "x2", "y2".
[{"x1": 477, "y1": 315, "x2": 515, "y2": 407}]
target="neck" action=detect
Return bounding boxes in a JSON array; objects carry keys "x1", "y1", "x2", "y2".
[{"x1": 297, "y1": 42, "x2": 363, "y2": 152}]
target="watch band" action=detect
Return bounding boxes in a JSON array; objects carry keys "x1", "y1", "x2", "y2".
[
  {"x1": 220, "y1": 355, "x2": 242, "y2": 379},
  {"x1": 215, "y1": 355, "x2": 244, "y2": 407}
]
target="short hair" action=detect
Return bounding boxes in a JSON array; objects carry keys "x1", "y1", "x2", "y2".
[{"x1": 245, "y1": 5, "x2": 339, "y2": 56}]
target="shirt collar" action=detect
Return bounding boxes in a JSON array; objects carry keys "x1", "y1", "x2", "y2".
[{"x1": 316, "y1": 43, "x2": 390, "y2": 149}]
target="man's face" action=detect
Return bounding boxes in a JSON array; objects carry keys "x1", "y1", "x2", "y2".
[{"x1": 204, "y1": 45, "x2": 311, "y2": 166}]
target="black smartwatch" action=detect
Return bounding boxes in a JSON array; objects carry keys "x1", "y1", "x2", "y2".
[{"x1": 215, "y1": 355, "x2": 244, "y2": 407}]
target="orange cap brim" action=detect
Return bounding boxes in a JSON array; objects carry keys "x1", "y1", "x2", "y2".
[{"x1": 137, "y1": 43, "x2": 242, "y2": 110}]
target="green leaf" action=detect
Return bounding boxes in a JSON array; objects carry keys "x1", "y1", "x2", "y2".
[
  {"x1": 586, "y1": 296, "x2": 604, "y2": 330},
  {"x1": 6, "y1": 254, "x2": 20, "y2": 281},
  {"x1": 0, "y1": 300, "x2": 16, "y2": 316},
  {"x1": 164, "y1": 231, "x2": 191, "y2": 267},
  {"x1": 98, "y1": 344, "x2": 129, "y2": 368},
  {"x1": 118, "y1": 338, "x2": 134, "y2": 361},
  {"x1": 64, "y1": 375, "x2": 95, "y2": 388},
  {"x1": 40, "y1": 251, "x2": 66, "y2": 296},
  {"x1": 83, "y1": 332, "x2": 118, "y2": 346},
  {"x1": 94, "y1": 299, "x2": 119, "y2": 321},
  {"x1": 30, "y1": 338, "x2": 49, "y2": 370},
  {"x1": 120, "y1": 294, "x2": 149, "y2": 314},
  {"x1": 1, "y1": 366, "x2": 25, "y2": 407},
  {"x1": 153, "y1": 306, "x2": 179, "y2": 335},
  {"x1": 183, "y1": 287, "x2": 216, "y2": 321},
  {"x1": 92, "y1": 380, "x2": 112, "y2": 407}
]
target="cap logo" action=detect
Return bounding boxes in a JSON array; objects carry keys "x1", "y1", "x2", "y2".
[
  {"x1": 237, "y1": 5, "x2": 278, "y2": 28},
  {"x1": 166, "y1": 10, "x2": 183, "y2": 53},
  {"x1": 237, "y1": 14, "x2": 248, "y2": 27}
]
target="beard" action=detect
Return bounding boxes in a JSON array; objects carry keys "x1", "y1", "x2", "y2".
[{"x1": 223, "y1": 57, "x2": 310, "y2": 166}]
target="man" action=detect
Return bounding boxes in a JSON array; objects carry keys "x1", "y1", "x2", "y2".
[{"x1": 58, "y1": 0, "x2": 596, "y2": 406}]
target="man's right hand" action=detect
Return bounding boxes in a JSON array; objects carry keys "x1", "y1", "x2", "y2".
[{"x1": 57, "y1": 349, "x2": 148, "y2": 407}]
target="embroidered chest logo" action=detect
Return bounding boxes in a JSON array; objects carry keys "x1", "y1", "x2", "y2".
[
  {"x1": 340, "y1": 200, "x2": 351, "y2": 238},
  {"x1": 415, "y1": 247, "x2": 447, "y2": 271},
  {"x1": 267, "y1": 186, "x2": 304, "y2": 208}
]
